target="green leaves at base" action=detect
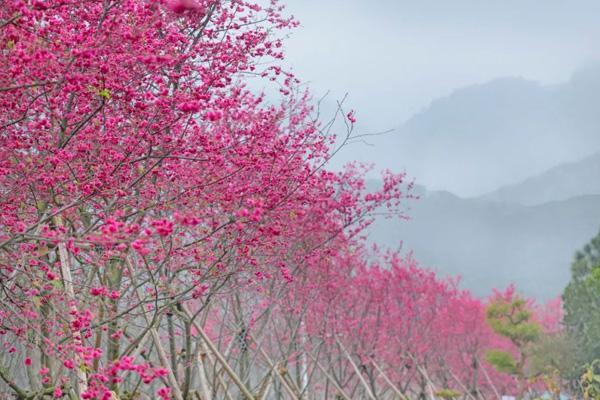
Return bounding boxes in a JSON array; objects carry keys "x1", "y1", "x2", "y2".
[
  {"x1": 485, "y1": 349, "x2": 517, "y2": 374},
  {"x1": 581, "y1": 360, "x2": 600, "y2": 400},
  {"x1": 435, "y1": 389, "x2": 462, "y2": 399}
]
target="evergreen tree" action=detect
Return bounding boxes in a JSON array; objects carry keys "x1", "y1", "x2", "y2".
[
  {"x1": 563, "y1": 228, "x2": 600, "y2": 375},
  {"x1": 485, "y1": 292, "x2": 542, "y2": 399}
]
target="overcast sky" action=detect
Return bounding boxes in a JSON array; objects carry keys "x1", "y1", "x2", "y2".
[
  {"x1": 282, "y1": 0, "x2": 600, "y2": 128},
  {"x1": 272, "y1": 1, "x2": 600, "y2": 294}
]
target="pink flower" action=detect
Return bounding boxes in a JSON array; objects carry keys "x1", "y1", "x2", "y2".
[
  {"x1": 205, "y1": 110, "x2": 223, "y2": 121},
  {"x1": 347, "y1": 110, "x2": 357, "y2": 124},
  {"x1": 151, "y1": 219, "x2": 174, "y2": 237},
  {"x1": 177, "y1": 101, "x2": 201, "y2": 113},
  {"x1": 167, "y1": 0, "x2": 202, "y2": 14},
  {"x1": 131, "y1": 239, "x2": 150, "y2": 255},
  {"x1": 24, "y1": 357, "x2": 32, "y2": 366},
  {"x1": 89, "y1": 287, "x2": 106, "y2": 296},
  {"x1": 157, "y1": 387, "x2": 171, "y2": 400}
]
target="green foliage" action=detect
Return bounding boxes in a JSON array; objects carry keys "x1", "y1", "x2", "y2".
[
  {"x1": 529, "y1": 332, "x2": 578, "y2": 378},
  {"x1": 98, "y1": 88, "x2": 111, "y2": 99},
  {"x1": 485, "y1": 293, "x2": 543, "y2": 398},
  {"x1": 581, "y1": 360, "x2": 600, "y2": 400},
  {"x1": 486, "y1": 296, "x2": 542, "y2": 346},
  {"x1": 563, "y1": 228, "x2": 600, "y2": 379},
  {"x1": 485, "y1": 349, "x2": 518, "y2": 374},
  {"x1": 434, "y1": 388, "x2": 462, "y2": 399}
]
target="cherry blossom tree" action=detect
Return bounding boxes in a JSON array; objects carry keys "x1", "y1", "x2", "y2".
[
  {"x1": 0, "y1": 0, "x2": 408, "y2": 397},
  {"x1": 0, "y1": 0, "x2": 569, "y2": 399}
]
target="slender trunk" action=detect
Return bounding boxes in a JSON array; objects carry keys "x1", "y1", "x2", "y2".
[
  {"x1": 54, "y1": 216, "x2": 88, "y2": 395},
  {"x1": 167, "y1": 312, "x2": 179, "y2": 383},
  {"x1": 93, "y1": 306, "x2": 104, "y2": 372},
  {"x1": 195, "y1": 339, "x2": 212, "y2": 400},
  {"x1": 182, "y1": 319, "x2": 193, "y2": 399},
  {"x1": 181, "y1": 304, "x2": 256, "y2": 400},
  {"x1": 106, "y1": 260, "x2": 123, "y2": 393},
  {"x1": 151, "y1": 328, "x2": 185, "y2": 400},
  {"x1": 336, "y1": 339, "x2": 376, "y2": 400}
]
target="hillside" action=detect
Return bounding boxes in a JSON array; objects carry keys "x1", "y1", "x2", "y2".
[
  {"x1": 376, "y1": 66, "x2": 600, "y2": 196},
  {"x1": 368, "y1": 189, "x2": 600, "y2": 299},
  {"x1": 480, "y1": 151, "x2": 600, "y2": 205}
]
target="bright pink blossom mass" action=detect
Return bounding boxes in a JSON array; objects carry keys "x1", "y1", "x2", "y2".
[{"x1": 0, "y1": 1, "x2": 562, "y2": 399}]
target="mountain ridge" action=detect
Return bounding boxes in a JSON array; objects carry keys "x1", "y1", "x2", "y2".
[
  {"x1": 377, "y1": 65, "x2": 600, "y2": 196},
  {"x1": 478, "y1": 151, "x2": 600, "y2": 205},
  {"x1": 369, "y1": 186, "x2": 600, "y2": 300}
]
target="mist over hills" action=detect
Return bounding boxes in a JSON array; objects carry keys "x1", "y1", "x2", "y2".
[
  {"x1": 368, "y1": 185, "x2": 600, "y2": 300},
  {"x1": 480, "y1": 151, "x2": 600, "y2": 206},
  {"x1": 366, "y1": 72, "x2": 600, "y2": 298},
  {"x1": 370, "y1": 138, "x2": 600, "y2": 299},
  {"x1": 377, "y1": 65, "x2": 600, "y2": 197},
  {"x1": 362, "y1": 65, "x2": 600, "y2": 299}
]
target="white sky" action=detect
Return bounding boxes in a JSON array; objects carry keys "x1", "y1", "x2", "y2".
[{"x1": 281, "y1": 0, "x2": 600, "y2": 130}]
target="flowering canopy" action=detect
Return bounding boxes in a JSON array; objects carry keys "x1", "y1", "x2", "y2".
[{"x1": 0, "y1": 0, "x2": 563, "y2": 399}]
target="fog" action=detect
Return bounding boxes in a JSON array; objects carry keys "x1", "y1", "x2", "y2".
[
  {"x1": 280, "y1": 0, "x2": 600, "y2": 298},
  {"x1": 283, "y1": 0, "x2": 600, "y2": 195}
]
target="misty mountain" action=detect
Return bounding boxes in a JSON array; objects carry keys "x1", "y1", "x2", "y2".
[
  {"x1": 368, "y1": 187, "x2": 600, "y2": 300},
  {"x1": 479, "y1": 151, "x2": 600, "y2": 206},
  {"x1": 379, "y1": 65, "x2": 600, "y2": 196}
]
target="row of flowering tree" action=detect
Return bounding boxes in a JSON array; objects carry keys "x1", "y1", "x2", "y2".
[{"x1": 1, "y1": 0, "x2": 565, "y2": 398}]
